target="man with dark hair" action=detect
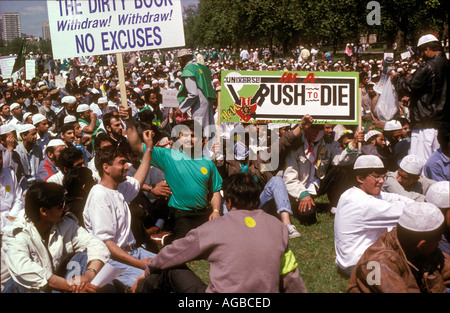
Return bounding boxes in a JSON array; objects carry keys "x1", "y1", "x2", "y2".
[
  {"x1": 334, "y1": 155, "x2": 415, "y2": 277},
  {"x1": 102, "y1": 111, "x2": 130, "y2": 150},
  {"x1": 391, "y1": 34, "x2": 449, "y2": 163},
  {"x1": 83, "y1": 130, "x2": 156, "y2": 290},
  {"x1": 122, "y1": 107, "x2": 222, "y2": 246},
  {"x1": 1, "y1": 182, "x2": 110, "y2": 293},
  {"x1": 348, "y1": 202, "x2": 450, "y2": 293},
  {"x1": 47, "y1": 146, "x2": 85, "y2": 185},
  {"x1": 133, "y1": 172, "x2": 307, "y2": 293},
  {"x1": 63, "y1": 166, "x2": 97, "y2": 227}
]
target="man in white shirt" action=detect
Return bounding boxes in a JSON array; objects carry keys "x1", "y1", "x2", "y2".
[
  {"x1": 83, "y1": 129, "x2": 156, "y2": 290},
  {"x1": 0, "y1": 152, "x2": 23, "y2": 237},
  {"x1": 334, "y1": 155, "x2": 415, "y2": 277}
]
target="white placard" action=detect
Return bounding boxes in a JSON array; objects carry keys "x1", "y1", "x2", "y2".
[
  {"x1": 90, "y1": 263, "x2": 125, "y2": 288},
  {"x1": 25, "y1": 60, "x2": 36, "y2": 80},
  {"x1": 383, "y1": 53, "x2": 394, "y2": 60},
  {"x1": 0, "y1": 56, "x2": 17, "y2": 79},
  {"x1": 47, "y1": 0, "x2": 186, "y2": 60},
  {"x1": 400, "y1": 51, "x2": 411, "y2": 60},
  {"x1": 161, "y1": 88, "x2": 180, "y2": 107}
]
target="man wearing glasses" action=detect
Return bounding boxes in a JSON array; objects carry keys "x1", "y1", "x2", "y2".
[
  {"x1": 1, "y1": 182, "x2": 110, "y2": 293},
  {"x1": 334, "y1": 155, "x2": 416, "y2": 277}
]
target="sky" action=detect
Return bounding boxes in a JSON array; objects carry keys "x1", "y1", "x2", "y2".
[{"x1": 0, "y1": 0, "x2": 199, "y2": 37}]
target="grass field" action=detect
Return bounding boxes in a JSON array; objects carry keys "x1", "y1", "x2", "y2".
[{"x1": 187, "y1": 195, "x2": 350, "y2": 293}]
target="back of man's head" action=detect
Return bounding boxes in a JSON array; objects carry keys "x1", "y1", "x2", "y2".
[{"x1": 222, "y1": 173, "x2": 261, "y2": 211}]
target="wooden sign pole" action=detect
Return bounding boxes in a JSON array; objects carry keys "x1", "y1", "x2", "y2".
[{"x1": 116, "y1": 53, "x2": 129, "y2": 114}]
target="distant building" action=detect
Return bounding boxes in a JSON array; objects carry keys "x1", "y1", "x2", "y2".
[
  {"x1": 2, "y1": 12, "x2": 21, "y2": 42},
  {"x1": 42, "y1": 21, "x2": 50, "y2": 40}
]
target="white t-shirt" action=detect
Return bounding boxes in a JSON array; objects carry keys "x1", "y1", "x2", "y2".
[
  {"x1": 334, "y1": 186, "x2": 415, "y2": 273},
  {"x1": 83, "y1": 176, "x2": 140, "y2": 248}
]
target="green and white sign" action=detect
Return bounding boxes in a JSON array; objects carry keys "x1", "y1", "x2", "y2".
[{"x1": 220, "y1": 71, "x2": 360, "y2": 125}]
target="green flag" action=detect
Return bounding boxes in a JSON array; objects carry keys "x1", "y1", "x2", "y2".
[{"x1": 12, "y1": 39, "x2": 26, "y2": 74}]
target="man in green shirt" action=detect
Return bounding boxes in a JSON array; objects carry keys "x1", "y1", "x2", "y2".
[{"x1": 122, "y1": 107, "x2": 222, "y2": 246}]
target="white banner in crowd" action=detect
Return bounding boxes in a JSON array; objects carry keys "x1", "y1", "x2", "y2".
[
  {"x1": 25, "y1": 60, "x2": 36, "y2": 80},
  {"x1": 0, "y1": 56, "x2": 16, "y2": 79},
  {"x1": 47, "y1": 0, "x2": 185, "y2": 60}
]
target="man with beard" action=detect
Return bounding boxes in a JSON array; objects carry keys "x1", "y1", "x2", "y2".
[
  {"x1": 55, "y1": 96, "x2": 77, "y2": 133},
  {"x1": 361, "y1": 129, "x2": 396, "y2": 171},
  {"x1": 83, "y1": 130, "x2": 156, "y2": 291}
]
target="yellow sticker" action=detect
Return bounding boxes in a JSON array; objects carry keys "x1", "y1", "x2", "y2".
[
  {"x1": 201, "y1": 167, "x2": 208, "y2": 175},
  {"x1": 5, "y1": 185, "x2": 11, "y2": 193},
  {"x1": 199, "y1": 69, "x2": 203, "y2": 74},
  {"x1": 245, "y1": 217, "x2": 256, "y2": 228}
]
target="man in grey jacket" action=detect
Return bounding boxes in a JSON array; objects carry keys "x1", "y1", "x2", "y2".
[{"x1": 133, "y1": 173, "x2": 307, "y2": 293}]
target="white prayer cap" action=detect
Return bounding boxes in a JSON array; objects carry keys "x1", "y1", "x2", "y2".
[
  {"x1": 133, "y1": 87, "x2": 142, "y2": 94},
  {"x1": 268, "y1": 123, "x2": 291, "y2": 131},
  {"x1": 46, "y1": 139, "x2": 66, "y2": 150},
  {"x1": 353, "y1": 155, "x2": 384, "y2": 170},
  {"x1": 64, "y1": 115, "x2": 77, "y2": 124},
  {"x1": 142, "y1": 84, "x2": 151, "y2": 90},
  {"x1": 417, "y1": 34, "x2": 439, "y2": 47},
  {"x1": 364, "y1": 130, "x2": 382, "y2": 142},
  {"x1": 425, "y1": 181, "x2": 450, "y2": 209},
  {"x1": 18, "y1": 124, "x2": 36, "y2": 134},
  {"x1": 384, "y1": 120, "x2": 402, "y2": 131},
  {"x1": 76, "y1": 104, "x2": 90, "y2": 113},
  {"x1": 23, "y1": 112, "x2": 33, "y2": 121},
  {"x1": 0, "y1": 124, "x2": 16, "y2": 135},
  {"x1": 62, "y1": 96, "x2": 77, "y2": 104},
  {"x1": 9, "y1": 102, "x2": 20, "y2": 110},
  {"x1": 399, "y1": 154, "x2": 424, "y2": 175},
  {"x1": 98, "y1": 97, "x2": 108, "y2": 104},
  {"x1": 397, "y1": 202, "x2": 444, "y2": 232},
  {"x1": 32, "y1": 113, "x2": 47, "y2": 125}
]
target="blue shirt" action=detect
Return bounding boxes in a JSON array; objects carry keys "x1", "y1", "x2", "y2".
[{"x1": 423, "y1": 148, "x2": 450, "y2": 182}]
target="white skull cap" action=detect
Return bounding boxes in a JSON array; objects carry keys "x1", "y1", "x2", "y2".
[
  {"x1": 384, "y1": 120, "x2": 402, "y2": 131},
  {"x1": 417, "y1": 34, "x2": 439, "y2": 47},
  {"x1": 64, "y1": 115, "x2": 77, "y2": 124},
  {"x1": 353, "y1": 155, "x2": 384, "y2": 170},
  {"x1": 46, "y1": 139, "x2": 67, "y2": 149},
  {"x1": 399, "y1": 154, "x2": 424, "y2": 175},
  {"x1": 18, "y1": 124, "x2": 36, "y2": 134},
  {"x1": 425, "y1": 181, "x2": 450, "y2": 209},
  {"x1": 32, "y1": 113, "x2": 47, "y2": 125},
  {"x1": 364, "y1": 130, "x2": 382, "y2": 142},
  {"x1": 398, "y1": 202, "x2": 444, "y2": 232}
]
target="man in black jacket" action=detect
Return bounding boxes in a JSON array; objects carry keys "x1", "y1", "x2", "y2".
[{"x1": 391, "y1": 34, "x2": 449, "y2": 165}]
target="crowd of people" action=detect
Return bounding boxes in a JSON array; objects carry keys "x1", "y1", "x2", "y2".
[{"x1": 0, "y1": 33, "x2": 449, "y2": 293}]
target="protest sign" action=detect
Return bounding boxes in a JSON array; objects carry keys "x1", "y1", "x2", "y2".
[
  {"x1": 25, "y1": 60, "x2": 36, "y2": 80},
  {"x1": 162, "y1": 89, "x2": 179, "y2": 107},
  {"x1": 220, "y1": 71, "x2": 360, "y2": 125},
  {"x1": 400, "y1": 51, "x2": 411, "y2": 60},
  {"x1": 47, "y1": 0, "x2": 185, "y2": 60},
  {"x1": 0, "y1": 56, "x2": 17, "y2": 79}
]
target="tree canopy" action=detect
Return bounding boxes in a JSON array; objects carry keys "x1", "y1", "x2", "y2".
[{"x1": 183, "y1": 0, "x2": 448, "y2": 53}]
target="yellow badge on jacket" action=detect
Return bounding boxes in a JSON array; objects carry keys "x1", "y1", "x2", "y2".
[{"x1": 245, "y1": 217, "x2": 256, "y2": 228}]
